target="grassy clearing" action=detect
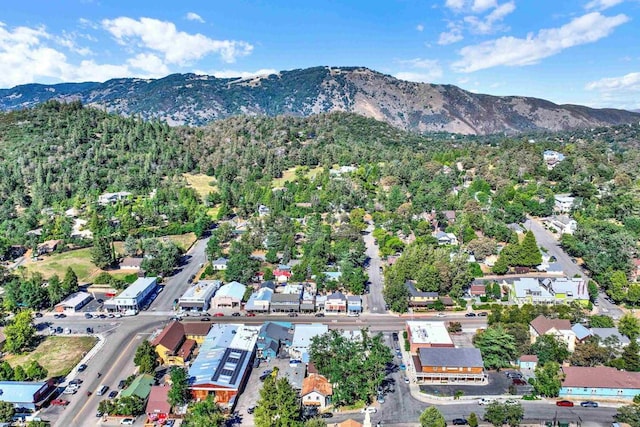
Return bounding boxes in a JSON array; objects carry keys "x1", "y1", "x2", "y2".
[
  {"x1": 183, "y1": 173, "x2": 217, "y2": 200},
  {"x1": 5, "y1": 336, "x2": 98, "y2": 377},
  {"x1": 24, "y1": 247, "x2": 96, "y2": 282},
  {"x1": 271, "y1": 166, "x2": 324, "y2": 188}
]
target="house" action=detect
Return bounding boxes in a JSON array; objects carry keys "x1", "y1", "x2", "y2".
[
  {"x1": 591, "y1": 328, "x2": 631, "y2": 347},
  {"x1": 554, "y1": 194, "x2": 576, "y2": 213},
  {"x1": 518, "y1": 355, "x2": 538, "y2": 370},
  {"x1": 211, "y1": 257, "x2": 228, "y2": 271},
  {"x1": 469, "y1": 284, "x2": 486, "y2": 297},
  {"x1": 560, "y1": 366, "x2": 640, "y2": 401},
  {"x1": 270, "y1": 293, "x2": 300, "y2": 313},
  {"x1": 406, "y1": 321, "x2": 454, "y2": 354},
  {"x1": 529, "y1": 315, "x2": 576, "y2": 352},
  {"x1": 152, "y1": 321, "x2": 196, "y2": 366},
  {"x1": 189, "y1": 324, "x2": 260, "y2": 407},
  {"x1": 282, "y1": 362, "x2": 307, "y2": 390},
  {"x1": 435, "y1": 231, "x2": 458, "y2": 246},
  {"x1": 245, "y1": 287, "x2": 273, "y2": 313},
  {"x1": 121, "y1": 374, "x2": 155, "y2": 400},
  {"x1": 103, "y1": 277, "x2": 158, "y2": 313},
  {"x1": 120, "y1": 257, "x2": 143, "y2": 270},
  {"x1": 543, "y1": 150, "x2": 565, "y2": 169},
  {"x1": 145, "y1": 386, "x2": 171, "y2": 424},
  {"x1": 0, "y1": 381, "x2": 56, "y2": 411},
  {"x1": 442, "y1": 210, "x2": 456, "y2": 223},
  {"x1": 258, "y1": 205, "x2": 270, "y2": 217},
  {"x1": 178, "y1": 280, "x2": 220, "y2": 312},
  {"x1": 290, "y1": 324, "x2": 328, "y2": 363},
  {"x1": 323, "y1": 271, "x2": 343, "y2": 282},
  {"x1": 325, "y1": 291, "x2": 347, "y2": 314},
  {"x1": 301, "y1": 373, "x2": 333, "y2": 409},
  {"x1": 413, "y1": 348, "x2": 485, "y2": 384},
  {"x1": 572, "y1": 324, "x2": 593, "y2": 343},
  {"x1": 257, "y1": 322, "x2": 293, "y2": 359},
  {"x1": 182, "y1": 322, "x2": 213, "y2": 345},
  {"x1": 404, "y1": 281, "x2": 439, "y2": 307},
  {"x1": 261, "y1": 280, "x2": 276, "y2": 291},
  {"x1": 98, "y1": 191, "x2": 132, "y2": 205},
  {"x1": 512, "y1": 277, "x2": 589, "y2": 306},
  {"x1": 273, "y1": 267, "x2": 292, "y2": 283},
  {"x1": 37, "y1": 239, "x2": 63, "y2": 255},
  {"x1": 347, "y1": 296, "x2": 362, "y2": 313},
  {"x1": 54, "y1": 292, "x2": 92, "y2": 313},
  {"x1": 210, "y1": 281, "x2": 246, "y2": 309},
  {"x1": 546, "y1": 215, "x2": 578, "y2": 235}
]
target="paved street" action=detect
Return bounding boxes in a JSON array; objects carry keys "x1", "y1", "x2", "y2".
[{"x1": 364, "y1": 224, "x2": 388, "y2": 314}]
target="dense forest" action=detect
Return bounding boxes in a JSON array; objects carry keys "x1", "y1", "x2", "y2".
[{"x1": 2, "y1": 101, "x2": 640, "y2": 308}]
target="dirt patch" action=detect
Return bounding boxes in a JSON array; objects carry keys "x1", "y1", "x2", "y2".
[
  {"x1": 24, "y1": 247, "x2": 97, "y2": 282},
  {"x1": 183, "y1": 173, "x2": 218, "y2": 200},
  {"x1": 5, "y1": 336, "x2": 98, "y2": 377}
]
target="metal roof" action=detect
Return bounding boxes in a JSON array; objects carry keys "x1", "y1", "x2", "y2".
[{"x1": 418, "y1": 347, "x2": 483, "y2": 368}]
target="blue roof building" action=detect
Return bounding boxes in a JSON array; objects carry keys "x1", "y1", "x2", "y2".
[
  {"x1": 0, "y1": 381, "x2": 56, "y2": 411},
  {"x1": 245, "y1": 287, "x2": 273, "y2": 312}
]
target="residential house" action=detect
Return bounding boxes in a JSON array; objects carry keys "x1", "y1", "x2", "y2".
[
  {"x1": 347, "y1": 296, "x2": 362, "y2": 314},
  {"x1": 442, "y1": 210, "x2": 456, "y2": 224},
  {"x1": 257, "y1": 322, "x2": 293, "y2": 360},
  {"x1": 518, "y1": 355, "x2": 538, "y2": 370},
  {"x1": 435, "y1": 231, "x2": 458, "y2": 246},
  {"x1": 98, "y1": 191, "x2": 132, "y2": 205},
  {"x1": 554, "y1": 194, "x2": 576, "y2": 214},
  {"x1": 406, "y1": 321, "x2": 454, "y2": 354},
  {"x1": 270, "y1": 293, "x2": 300, "y2": 313},
  {"x1": 0, "y1": 380, "x2": 56, "y2": 411},
  {"x1": 413, "y1": 348, "x2": 485, "y2": 384},
  {"x1": 189, "y1": 324, "x2": 260, "y2": 407},
  {"x1": 546, "y1": 215, "x2": 578, "y2": 235},
  {"x1": 572, "y1": 324, "x2": 593, "y2": 343},
  {"x1": 178, "y1": 280, "x2": 220, "y2": 312},
  {"x1": 54, "y1": 292, "x2": 92, "y2": 313},
  {"x1": 290, "y1": 324, "x2": 328, "y2": 363},
  {"x1": 211, "y1": 257, "x2": 228, "y2": 271},
  {"x1": 104, "y1": 277, "x2": 158, "y2": 313},
  {"x1": 152, "y1": 321, "x2": 196, "y2": 366},
  {"x1": 325, "y1": 292, "x2": 347, "y2": 314},
  {"x1": 529, "y1": 315, "x2": 576, "y2": 352},
  {"x1": 210, "y1": 281, "x2": 246, "y2": 309},
  {"x1": 404, "y1": 281, "x2": 439, "y2": 307},
  {"x1": 182, "y1": 322, "x2": 212, "y2": 345},
  {"x1": 560, "y1": 366, "x2": 640, "y2": 401},
  {"x1": 245, "y1": 287, "x2": 273, "y2": 313},
  {"x1": 121, "y1": 374, "x2": 155, "y2": 400},
  {"x1": 273, "y1": 266, "x2": 292, "y2": 283},
  {"x1": 301, "y1": 374, "x2": 333, "y2": 409},
  {"x1": 543, "y1": 150, "x2": 565, "y2": 169},
  {"x1": 261, "y1": 280, "x2": 276, "y2": 291},
  {"x1": 120, "y1": 257, "x2": 143, "y2": 270},
  {"x1": 323, "y1": 271, "x2": 343, "y2": 282},
  {"x1": 37, "y1": 239, "x2": 63, "y2": 255},
  {"x1": 512, "y1": 277, "x2": 589, "y2": 306},
  {"x1": 591, "y1": 328, "x2": 630, "y2": 347},
  {"x1": 469, "y1": 284, "x2": 486, "y2": 297},
  {"x1": 145, "y1": 386, "x2": 171, "y2": 425}
]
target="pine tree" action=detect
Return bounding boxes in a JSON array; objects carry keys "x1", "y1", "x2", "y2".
[
  {"x1": 92, "y1": 236, "x2": 115, "y2": 269},
  {"x1": 62, "y1": 267, "x2": 79, "y2": 295},
  {"x1": 518, "y1": 231, "x2": 542, "y2": 267},
  {"x1": 621, "y1": 340, "x2": 640, "y2": 371}
]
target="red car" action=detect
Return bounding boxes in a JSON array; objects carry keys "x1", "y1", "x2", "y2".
[
  {"x1": 556, "y1": 400, "x2": 574, "y2": 407},
  {"x1": 246, "y1": 312, "x2": 256, "y2": 317},
  {"x1": 512, "y1": 379, "x2": 527, "y2": 386},
  {"x1": 213, "y1": 312, "x2": 224, "y2": 317},
  {"x1": 51, "y1": 399, "x2": 70, "y2": 406}
]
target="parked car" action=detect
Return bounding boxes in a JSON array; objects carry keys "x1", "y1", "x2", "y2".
[
  {"x1": 86, "y1": 327, "x2": 93, "y2": 334},
  {"x1": 246, "y1": 312, "x2": 256, "y2": 317},
  {"x1": 288, "y1": 312, "x2": 298, "y2": 317},
  {"x1": 120, "y1": 419, "x2": 135, "y2": 425},
  {"x1": 69, "y1": 379, "x2": 82, "y2": 386},
  {"x1": 399, "y1": 364, "x2": 406, "y2": 370},
  {"x1": 118, "y1": 380, "x2": 126, "y2": 389},
  {"x1": 378, "y1": 396, "x2": 385, "y2": 404},
  {"x1": 478, "y1": 312, "x2": 488, "y2": 316},
  {"x1": 504, "y1": 399, "x2": 519, "y2": 405},
  {"x1": 62, "y1": 387, "x2": 76, "y2": 395},
  {"x1": 452, "y1": 419, "x2": 468, "y2": 425},
  {"x1": 505, "y1": 371, "x2": 522, "y2": 379},
  {"x1": 247, "y1": 406, "x2": 255, "y2": 414},
  {"x1": 465, "y1": 312, "x2": 477, "y2": 317},
  {"x1": 200, "y1": 317, "x2": 211, "y2": 321},
  {"x1": 403, "y1": 377, "x2": 410, "y2": 384},
  {"x1": 50, "y1": 399, "x2": 70, "y2": 406},
  {"x1": 512, "y1": 379, "x2": 527, "y2": 386},
  {"x1": 34, "y1": 312, "x2": 43, "y2": 318},
  {"x1": 392, "y1": 332, "x2": 399, "y2": 341},
  {"x1": 580, "y1": 401, "x2": 598, "y2": 408},
  {"x1": 231, "y1": 312, "x2": 241, "y2": 317},
  {"x1": 77, "y1": 364, "x2": 88, "y2": 372},
  {"x1": 556, "y1": 400, "x2": 574, "y2": 407},
  {"x1": 436, "y1": 312, "x2": 446, "y2": 317},
  {"x1": 315, "y1": 313, "x2": 325, "y2": 317},
  {"x1": 84, "y1": 313, "x2": 93, "y2": 319},
  {"x1": 54, "y1": 313, "x2": 66, "y2": 319},
  {"x1": 96, "y1": 385, "x2": 109, "y2": 396},
  {"x1": 108, "y1": 390, "x2": 119, "y2": 399},
  {"x1": 478, "y1": 398, "x2": 496, "y2": 405},
  {"x1": 213, "y1": 313, "x2": 224, "y2": 317},
  {"x1": 360, "y1": 407, "x2": 377, "y2": 414},
  {"x1": 320, "y1": 412, "x2": 333, "y2": 418}
]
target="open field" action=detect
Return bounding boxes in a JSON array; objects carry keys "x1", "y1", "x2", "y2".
[
  {"x1": 113, "y1": 232, "x2": 196, "y2": 253},
  {"x1": 271, "y1": 166, "x2": 324, "y2": 188},
  {"x1": 183, "y1": 173, "x2": 217, "y2": 200},
  {"x1": 24, "y1": 247, "x2": 96, "y2": 282},
  {"x1": 5, "y1": 336, "x2": 98, "y2": 377}
]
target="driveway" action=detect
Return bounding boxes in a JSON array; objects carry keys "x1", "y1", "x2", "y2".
[{"x1": 363, "y1": 224, "x2": 387, "y2": 314}]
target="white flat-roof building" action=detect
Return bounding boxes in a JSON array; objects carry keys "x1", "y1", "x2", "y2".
[
  {"x1": 406, "y1": 321, "x2": 454, "y2": 353},
  {"x1": 178, "y1": 280, "x2": 220, "y2": 312},
  {"x1": 54, "y1": 291, "x2": 92, "y2": 312},
  {"x1": 290, "y1": 324, "x2": 328, "y2": 363},
  {"x1": 104, "y1": 277, "x2": 158, "y2": 313}
]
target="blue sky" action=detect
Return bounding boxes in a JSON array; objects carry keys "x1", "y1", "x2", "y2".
[{"x1": 1, "y1": 0, "x2": 639, "y2": 109}]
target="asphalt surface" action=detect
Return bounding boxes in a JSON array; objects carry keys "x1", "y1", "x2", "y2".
[{"x1": 363, "y1": 224, "x2": 388, "y2": 314}]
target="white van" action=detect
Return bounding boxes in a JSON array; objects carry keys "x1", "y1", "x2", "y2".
[
  {"x1": 478, "y1": 397, "x2": 496, "y2": 405},
  {"x1": 360, "y1": 406, "x2": 377, "y2": 414}
]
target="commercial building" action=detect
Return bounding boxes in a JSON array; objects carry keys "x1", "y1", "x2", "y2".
[
  {"x1": 290, "y1": 324, "x2": 328, "y2": 363},
  {"x1": 178, "y1": 280, "x2": 220, "y2": 312},
  {"x1": 189, "y1": 324, "x2": 260, "y2": 408},
  {"x1": 270, "y1": 293, "x2": 300, "y2": 313},
  {"x1": 152, "y1": 321, "x2": 197, "y2": 366},
  {"x1": 210, "y1": 281, "x2": 246, "y2": 309},
  {"x1": 560, "y1": 366, "x2": 640, "y2": 401},
  {"x1": 54, "y1": 291, "x2": 92, "y2": 312},
  {"x1": 145, "y1": 386, "x2": 171, "y2": 425},
  {"x1": 257, "y1": 322, "x2": 293, "y2": 359},
  {"x1": 245, "y1": 287, "x2": 273, "y2": 312},
  {"x1": 413, "y1": 348, "x2": 485, "y2": 384},
  {"x1": 0, "y1": 381, "x2": 56, "y2": 411},
  {"x1": 405, "y1": 321, "x2": 454, "y2": 354},
  {"x1": 104, "y1": 277, "x2": 158, "y2": 313},
  {"x1": 512, "y1": 277, "x2": 589, "y2": 306}
]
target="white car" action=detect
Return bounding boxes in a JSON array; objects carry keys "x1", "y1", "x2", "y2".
[
  {"x1": 478, "y1": 398, "x2": 496, "y2": 405},
  {"x1": 62, "y1": 387, "x2": 76, "y2": 395},
  {"x1": 436, "y1": 312, "x2": 446, "y2": 317},
  {"x1": 361, "y1": 406, "x2": 377, "y2": 414}
]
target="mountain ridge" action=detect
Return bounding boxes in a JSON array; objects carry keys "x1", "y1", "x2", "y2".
[{"x1": 1, "y1": 66, "x2": 638, "y2": 135}]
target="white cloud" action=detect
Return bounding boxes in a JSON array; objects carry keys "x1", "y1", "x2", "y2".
[
  {"x1": 464, "y1": 1, "x2": 515, "y2": 34},
  {"x1": 472, "y1": 0, "x2": 497, "y2": 13},
  {"x1": 394, "y1": 58, "x2": 443, "y2": 82},
  {"x1": 102, "y1": 17, "x2": 253, "y2": 64},
  {"x1": 185, "y1": 12, "x2": 205, "y2": 23},
  {"x1": 452, "y1": 12, "x2": 629, "y2": 72},
  {"x1": 585, "y1": 0, "x2": 624, "y2": 11},
  {"x1": 203, "y1": 68, "x2": 278, "y2": 79},
  {"x1": 416, "y1": 24, "x2": 424, "y2": 32},
  {"x1": 438, "y1": 29, "x2": 464, "y2": 44},
  {"x1": 445, "y1": 0, "x2": 466, "y2": 10},
  {"x1": 127, "y1": 53, "x2": 170, "y2": 76},
  {"x1": 586, "y1": 72, "x2": 640, "y2": 91},
  {"x1": 55, "y1": 31, "x2": 93, "y2": 56}
]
